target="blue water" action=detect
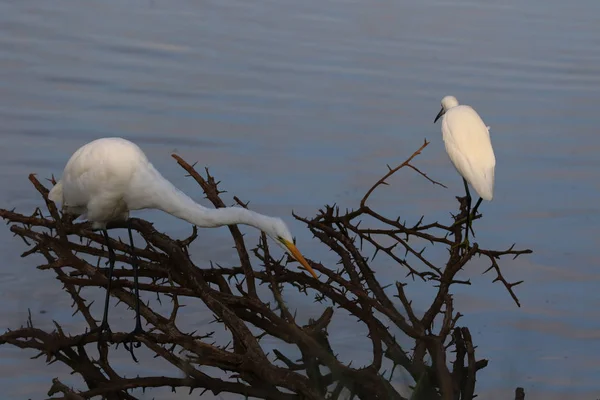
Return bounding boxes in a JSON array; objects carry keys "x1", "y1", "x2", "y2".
[{"x1": 1, "y1": 0, "x2": 600, "y2": 398}]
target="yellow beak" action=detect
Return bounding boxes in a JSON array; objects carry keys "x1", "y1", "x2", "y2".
[{"x1": 282, "y1": 240, "x2": 318, "y2": 279}]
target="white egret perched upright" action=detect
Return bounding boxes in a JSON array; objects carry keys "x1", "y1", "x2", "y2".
[
  {"x1": 48, "y1": 137, "x2": 318, "y2": 359},
  {"x1": 433, "y1": 95, "x2": 496, "y2": 245}
]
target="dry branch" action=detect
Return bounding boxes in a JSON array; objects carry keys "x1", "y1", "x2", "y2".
[{"x1": 0, "y1": 140, "x2": 531, "y2": 399}]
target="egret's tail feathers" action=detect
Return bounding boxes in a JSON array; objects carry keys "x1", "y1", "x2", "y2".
[
  {"x1": 480, "y1": 189, "x2": 493, "y2": 201},
  {"x1": 472, "y1": 168, "x2": 494, "y2": 201},
  {"x1": 48, "y1": 180, "x2": 63, "y2": 203}
]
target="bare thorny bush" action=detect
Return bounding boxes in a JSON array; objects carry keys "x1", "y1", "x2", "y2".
[{"x1": 0, "y1": 140, "x2": 531, "y2": 400}]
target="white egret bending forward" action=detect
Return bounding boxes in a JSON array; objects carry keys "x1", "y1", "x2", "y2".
[
  {"x1": 48, "y1": 137, "x2": 318, "y2": 359},
  {"x1": 434, "y1": 96, "x2": 496, "y2": 246}
]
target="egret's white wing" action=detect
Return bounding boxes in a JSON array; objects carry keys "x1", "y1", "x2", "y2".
[
  {"x1": 58, "y1": 138, "x2": 139, "y2": 219},
  {"x1": 442, "y1": 105, "x2": 495, "y2": 200}
]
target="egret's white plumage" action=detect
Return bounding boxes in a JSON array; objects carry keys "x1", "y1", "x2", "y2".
[
  {"x1": 48, "y1": 137, "x2": 318, "y2": 358},
  {"x1": 48, "y1": 137, "x2": 316, "y2": 277},
  {"x1": 433, "y1": 96, "x2": 496, "y2": 247},
  {"x1": 434, "y1": 96, "x2": 496, "y2": 201}
]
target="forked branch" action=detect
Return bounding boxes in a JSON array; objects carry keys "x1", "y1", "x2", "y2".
[{"x1": 0, "y1": 142, "x2": 531, "y2": 400}]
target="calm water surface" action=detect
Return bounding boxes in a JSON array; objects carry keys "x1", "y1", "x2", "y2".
[{"x1": 1, "y1": 0, "x2": 600, "y2": 398}]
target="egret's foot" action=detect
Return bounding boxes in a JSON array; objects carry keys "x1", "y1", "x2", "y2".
[
  {"x1": 451, "y1": 213, "x2": 478, "y2": 237},
  {"x1": 77, "y1": 322, "x2": 113, "y2": 344},
  {"x1": 451, "y1": 238, "x2": 470, "y2": 255},
  {"x1": 74, "y1": 322, "x2": 113, "y2": 355},
  {"x1": 121, "y1": 325, "x2": 145, "y2": 363},
  {"x1": 452, "y1": 210, "x2": 480, "y2": 226},
  {"x1": 466, "y1": 217, "x2": 476, "y2": 237}
]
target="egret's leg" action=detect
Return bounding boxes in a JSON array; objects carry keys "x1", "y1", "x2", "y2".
[
  {"x1": 462, "y1": 178, "x2": 472, "y2": 247},
  {"x1": 463, "y1": 196, "x2": 484, "y2": 238},
  {"x1": 452, "y1": 198, "x2": 482, "y2": 238},
  {"x1": 471, "y1": 197, "x2": 483, "y2": 218},
  {"x1": 99, "y1": 229, "x2": 116, "y2": 332},
  {"x1": 77, "y1": 229, "x2": 114, "y2": 347},
  {"x1": 122, "y1": 220, "x2": 144, "y2": 362}
]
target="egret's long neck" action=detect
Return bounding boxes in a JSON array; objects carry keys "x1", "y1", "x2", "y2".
[
  {"x1": 168, "y1": 198, "x2": 275, "y2": 230},
  {"x1": 130, "y1": 164, "x2": 278, "y2": 232}
]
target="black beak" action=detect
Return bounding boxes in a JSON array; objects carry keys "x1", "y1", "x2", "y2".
[{"x1": 434, "y1": 107, "x2": 444, "y2": 123}]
